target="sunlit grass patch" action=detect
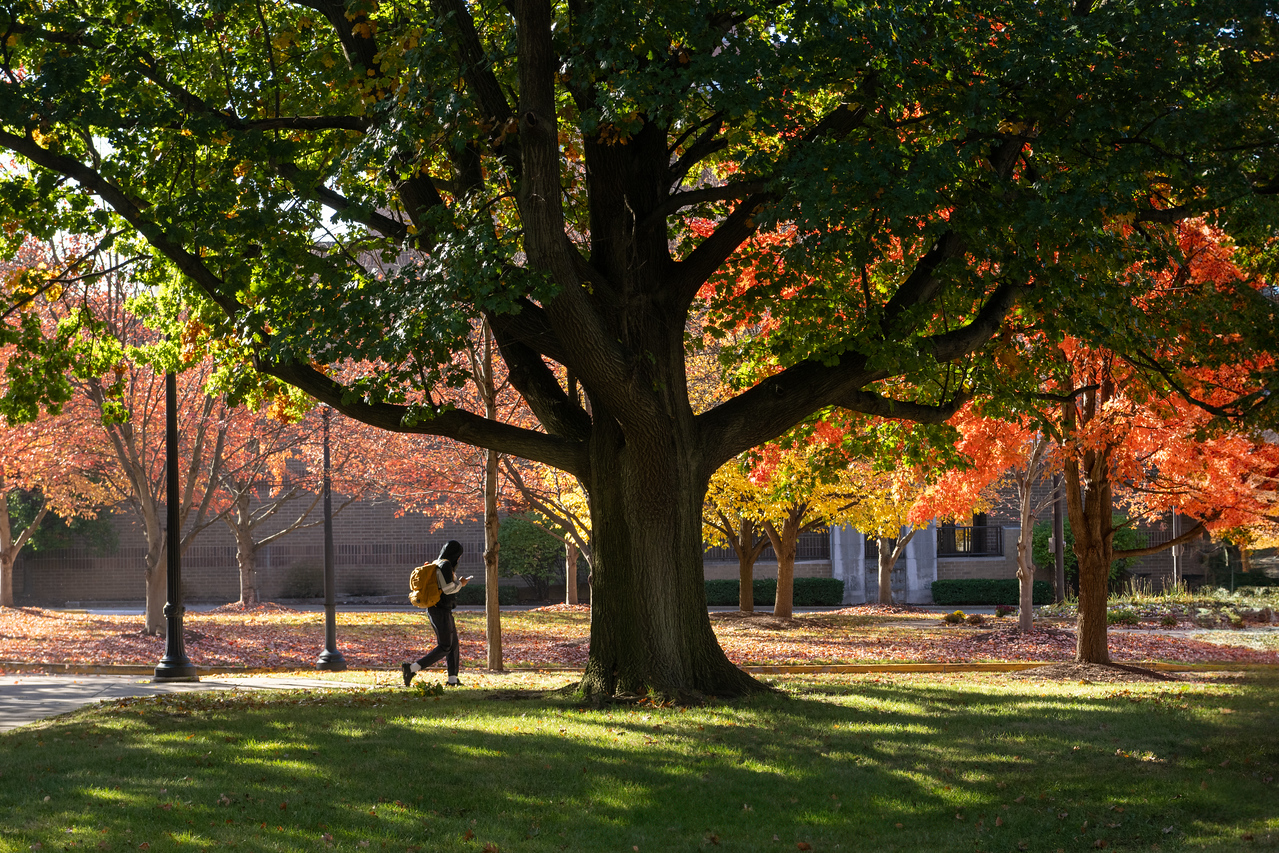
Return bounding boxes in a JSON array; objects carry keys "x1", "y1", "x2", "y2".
[{"x1": 2, "y1": 672, "x2": 1276, "y2": 851}]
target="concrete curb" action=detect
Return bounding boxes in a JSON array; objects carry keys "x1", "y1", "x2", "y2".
[{"x1": 739, "y1": 661, "x2": 1279, "y2": 674}]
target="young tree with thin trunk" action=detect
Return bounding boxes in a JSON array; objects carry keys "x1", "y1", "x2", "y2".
[
  {"x1": 707, "y1": 436, "x2": 861, "y2": 618},
  {"x1": 843, "y1": 464, "x2": 932, "y2": 606},
  {"x1": 4, "y1": 3, "x2": 1276, "y2": 697},
  {"x1": 703, "y1": 462, "x2": 769, "y2": 613},
  {"x1": 919, "y1": 409, "x2": 1059, "y2": 630},
  {"x1": 85, "y1": 359, "x2": 233, "y2": 634}
]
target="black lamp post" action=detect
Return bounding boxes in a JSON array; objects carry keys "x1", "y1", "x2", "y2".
[
  {"x1": 154, "y1": 369, "x2": 198, "y2": 682},
  {"x1": 316, "y1": 405, "x2": 347, "y2": 671}
]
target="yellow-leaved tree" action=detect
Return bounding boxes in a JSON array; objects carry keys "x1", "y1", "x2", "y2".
[
  {"x1": 842, "y1": 464, "x2": 934, "y2": 606},
  {"x1": 706, "y1": 431, "x2": 861, "y2": 618}
]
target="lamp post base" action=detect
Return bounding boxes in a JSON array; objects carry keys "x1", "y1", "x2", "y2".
[
  {"x1": 316, "y1": 649, "x2": 348, "y2": 671},
  {"x1": 154, "y1": 661, "x2": 199, "y2": 682}
]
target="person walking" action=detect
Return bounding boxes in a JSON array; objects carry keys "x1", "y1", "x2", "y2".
[{"x1": 402, "y1": 540, "x2": 470, "y2": 687}]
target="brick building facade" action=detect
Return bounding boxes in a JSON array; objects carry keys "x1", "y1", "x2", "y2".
[{"x1": 11, "y1": 480, "x2": 1233, "y2": 607}]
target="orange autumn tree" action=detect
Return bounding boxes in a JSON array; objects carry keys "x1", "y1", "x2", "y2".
[
  {"x1": 988, "y1": 221, "x2": 1279, "y2": 664},
  {"x1": 1, "y1": 238, "x2": 113, "y2": 607},
  {"x1": 914, "y1": 408, "x2": 1057, "y2": 630},
  {"x1": 0, "y1": 388, "x2": 109, "y2": 608}
]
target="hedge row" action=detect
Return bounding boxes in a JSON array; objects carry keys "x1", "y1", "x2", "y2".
[
  {"x1": 931, "y1": 579, "x2": 1053, "y2": 606},
  {"x1": 453, "y1": 585, "x2": 520, "y2": 606},
  {"x1": 705, "y1": 578, "x2": 845, "y2": 607}
]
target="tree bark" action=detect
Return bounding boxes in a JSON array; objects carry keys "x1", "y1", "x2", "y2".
[
  {"x1": 1052, "y1": 473, "x2": 1066, "y2": 603},
  {"x1": 578, "y1": 413, "x2": 763, "y2": 700},
  {"x1": 565, "y1": 539, "x2": 579, "y2": 605},
  {"x1": 737, "y1": 519, "x2": 756, "y2": 613},
  {"x1": 1064, "y1": 389, "x2": 1114, "y2": 665},
  {"x1": 878, "y1": 538, "x2": 896, "y2": 605},
  {"x1": 484, "y1": 447, "x2": 503, "y2": 670},
  {"x1": 144, "y1": 533, "x2": 167, "y2": 636},
  {"x1": 0, "y1": 488, "x2": 46, "y2": 607},
  {"x1": 1016, "y1": 532, "x2": 1035, "y2": 632},
  {"x1": 764, "y1": 510, "x2": 802, "y2": 619},
  {"x1": 475, "y1": 321, "x2": 504, "y2": 671},
  {"x1": 228, "y1": 492, "x2": 260, "y2": 606}
]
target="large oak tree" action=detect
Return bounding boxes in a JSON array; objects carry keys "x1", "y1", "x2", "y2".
[{"x1": 1, "y1": 0, "x2": 1276, "y2": 697}]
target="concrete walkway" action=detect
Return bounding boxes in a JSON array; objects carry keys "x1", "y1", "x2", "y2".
[{"x1": 0, "y1": 674, "x2": 360, "y2": 733}]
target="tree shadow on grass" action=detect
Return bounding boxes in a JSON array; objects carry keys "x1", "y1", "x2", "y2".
[{"x1": 1, "y1": 675, "x2": 1275, "y2": 851}]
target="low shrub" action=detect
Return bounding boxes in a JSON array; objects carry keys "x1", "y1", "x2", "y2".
[
  {"x1": 1107, "y1": 608, "x2": 1140, "y2": 626},
  {"x1": 1160, "y1": 614, "x2": 1179, "y2": 627},
  {"x1": 994, "y1": 604, "x2": 1015, "y2": 618},
  {"x1": 965, "y1": 613, "x2": 986, "y2": 626},
  {"x1": 931, "y1": 579, "x2": 1053, "y2": 606},
  {"x1": 704, "y1": 578, "x2": 845, "y2": 607},
  {"x1": 942, "y1": 610, "x2": 966, "y2": 625}
]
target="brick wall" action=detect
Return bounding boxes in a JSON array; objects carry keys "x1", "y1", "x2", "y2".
[{"x1": 14, "y1": 493, "x2": 494, "y2": 605}]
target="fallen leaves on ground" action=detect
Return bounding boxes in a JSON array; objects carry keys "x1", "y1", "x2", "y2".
[{"x1": 0, "y1": 606, "x2": 1274, "y2": 670}]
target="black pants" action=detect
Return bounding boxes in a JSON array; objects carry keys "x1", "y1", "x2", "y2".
[{"x1": 415, "y1": 605, "x2": 459, "y2": 677}]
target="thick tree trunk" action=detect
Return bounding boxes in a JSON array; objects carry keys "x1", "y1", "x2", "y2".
[
  {"x1": 0, "y1": 486, "x2": 11, "y2": 608},
  {"x1": 484, "y1": 448, "x2": 503, "y2": 670},
  {"x1": 878, "y1": 538, "x2": 896, "y2": 605},
  {"x1": 236, "y1": 546, "x2": 260, "y2": 606},
  {"x1": 565, "y1": 539, "x2": 579, "y2": 605},
  {"x1": 579, "y1": 415, "x2": 763, "y2": 700},
  {"x1": 1052, "y1": 474, "x2": 1066, "y2": 603},
  {"x1": 1016, "y1": 545, "x2": 1034, "y2": 632},
  {"x1": 1, "y1": 496, "x2": 19, "y2": 608},
  {"x1": 1064, "y1": 405, "x2": 1114, "y2": 664}
]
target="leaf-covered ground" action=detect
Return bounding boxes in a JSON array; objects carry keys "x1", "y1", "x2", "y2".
[{"x1": 1, "y1": 605, "x2": 1276, "y2": 670}]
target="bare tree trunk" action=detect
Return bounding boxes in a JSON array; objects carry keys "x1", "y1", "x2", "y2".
[
  {"x1": 1016, "y1": 533, "x2": 1035, "y2": 632},
  {"x1": 476, "y1": 322, "x2": 504, "y2": 671},
  {"x1": 0, "y1": 487, "x2": 46, "y2": 607},
  {"x1": 579, "y1": 414, "x2": 762, "y2": 700},
  {"x1": 1053, "y1": 473, "x2": 1066, "y2": 603},
  {"x1": 0, "y1": 484, "x2": 11, "y2": 608},
  {"x1": 144, "y1": 534, "x2": 167, "y2": 636},
  {"x1": 566, "y1": 539, "x2": 579, "y2": 604},
  {"x1": 0, "y1": 550, "x2": 14, "y2": 608},
  {"x1": 484, "y1": 447, "x2": 503, "y2": 670},
  {"x1": 226, "y1": 492, "x2": 260, "y2": 606},
  {"x1": 1064, "y1": 389, "x2": 1114, "y2": 665},
  {"x1": 765, "y1": 511, "x2": 801, "y2": 619},
  {"x1": 738, "y1": 533, "x2": 755, "y2": 613},
  {"x1": 878, "y1": 538, "x2": 896, "y2": 605},
  {"x1": 1016, "y1": 468, "x2": 1037, "y2": 632}
]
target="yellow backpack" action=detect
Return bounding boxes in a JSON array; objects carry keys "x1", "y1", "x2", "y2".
[{"x1": 409, "y1": 561, "x2": 442, "y2": 608}]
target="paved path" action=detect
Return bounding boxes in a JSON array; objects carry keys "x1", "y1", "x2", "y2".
[{"x1": 0, "y1": 674, "x2": 360, "y2": 733}]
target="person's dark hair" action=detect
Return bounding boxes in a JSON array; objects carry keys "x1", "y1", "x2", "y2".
[{"x1": 437, "y1": 540, "x2": 463, "y2": 566}]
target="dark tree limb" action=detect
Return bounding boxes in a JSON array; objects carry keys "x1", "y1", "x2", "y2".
[
  {"x1": 640, "y1": 181, "x2": 768, "y2": 229},
  {"x1": 487, "y1": 317, "x2": 592, "y2": 442},
  {"x1": 1113, "y1": 521, "x2": 1208, "y2": 560},
  {"x1": 258, "y1": 357, "x2": 589, "y2": 474}
]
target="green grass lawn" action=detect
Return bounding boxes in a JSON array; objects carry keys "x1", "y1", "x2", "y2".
[{"x1": 2, "y1": 671, "x2": 1276, "y2": 852}]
